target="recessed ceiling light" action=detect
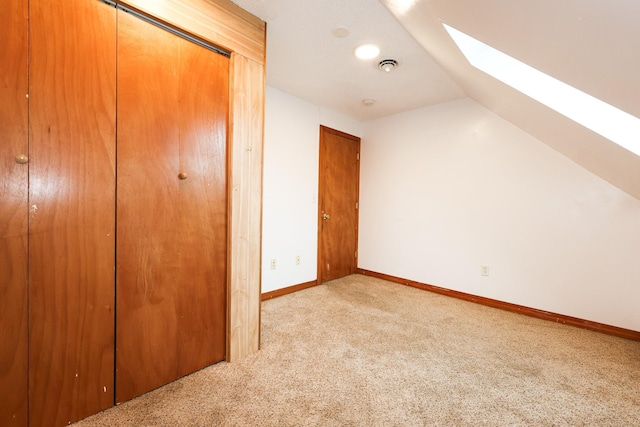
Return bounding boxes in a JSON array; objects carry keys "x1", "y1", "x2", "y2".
[
  {"x1": 332, "y1": 26, "x2": 349, "y2": 38},
  {"x1": 355, "y1": 44, "x2": 380, "y2": 60}
]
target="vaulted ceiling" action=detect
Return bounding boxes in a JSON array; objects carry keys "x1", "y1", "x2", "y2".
[{"x1": 231, "y1": 0, "x2": 640, "y2": 200}]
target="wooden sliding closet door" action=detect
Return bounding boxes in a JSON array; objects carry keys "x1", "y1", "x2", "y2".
[
  {"x1": 28, "y1": 1, "x2": 116, "y2": 425},
  {"x1": 0, "y1": 0, "x2": 28, "y2": 425},
  {"x1": 116, "y1": 11, "x2": 229, "y2": 402}
]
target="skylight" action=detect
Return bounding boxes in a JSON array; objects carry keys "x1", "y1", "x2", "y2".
[{"x1": 443, "y1": 24, "x2": 640, "y2": 157}]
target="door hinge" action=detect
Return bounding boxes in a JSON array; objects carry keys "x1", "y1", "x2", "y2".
[
  {"x1": 355, "y1": 202, "x2": 359, "y2": 210},
  {"x1": 356, "y1": 153, "x2": 360, "y2": 161},
  {"x1": 354, "y1": 250, "x2": 358, "y2": 258}
]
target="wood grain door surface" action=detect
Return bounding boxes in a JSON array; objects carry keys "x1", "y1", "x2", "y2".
[
  {"x1": 0, "y1": 0, "x2": 29, "y2": 425},
  {"x1": 318, "y1": 126, "x2": 360, "y2": 283},
  {"x1": 28, "y1": 0, "x2": 117, "y2": 426},
  {"x1": 116, "y1": 11, "x2": 229, "y2": 403}
]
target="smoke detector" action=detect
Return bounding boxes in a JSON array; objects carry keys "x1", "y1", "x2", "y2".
[{"x1": 378, "y1": 59, "x2": 399, "y2": 72}]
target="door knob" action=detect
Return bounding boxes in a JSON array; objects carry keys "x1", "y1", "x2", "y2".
[
  {"x1": 322, "y1": 213, "x2": 331, "y2": 221},
  {"x1": 178, "y1": 172, "x2": 188, "y2": 180},
  {"x1": 15, "y1": 154, "x2": 28, "y2": 164}
]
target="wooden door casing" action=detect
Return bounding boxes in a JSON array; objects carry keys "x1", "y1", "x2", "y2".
[
  {"x1": 28, "y1": 1, "x2": 117, "y2": 425},
  {"x1": 0, "y1": 0, "x2": 29, "y2": 425},
  {"x1": 116, "y1": 11, "x2": 229, "y2": 403},
  {"x1": 317, "y1": 126, "x2": 361, "y2": 283}
]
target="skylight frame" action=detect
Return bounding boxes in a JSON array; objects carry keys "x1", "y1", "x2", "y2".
[{"x1": 443, "y1": 23, "x2": 640, "y2": 157}]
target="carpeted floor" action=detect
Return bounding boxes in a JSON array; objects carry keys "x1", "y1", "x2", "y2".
[{"x1": 74, "y1": 274, "x2": 640, "y2": 426}]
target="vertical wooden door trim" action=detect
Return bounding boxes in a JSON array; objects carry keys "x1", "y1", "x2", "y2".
[
  {"x1": 317, "y1": 126, "x2": 361, "y2": 284},
  {"x1": 228, "y1": 53, "x2": 264, "y2": 361}
]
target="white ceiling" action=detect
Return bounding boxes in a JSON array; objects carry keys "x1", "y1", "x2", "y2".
[
  {"x1": 230, "y1": 0, "x2": 640, "y2": 200},
  {"x1": 229, "y1": 0, "x2": 465, "y2": 121}
]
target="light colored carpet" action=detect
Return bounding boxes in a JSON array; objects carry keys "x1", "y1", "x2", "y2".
[{"x1": 74, "y1": 274, "x2": 640, "y2": 426}]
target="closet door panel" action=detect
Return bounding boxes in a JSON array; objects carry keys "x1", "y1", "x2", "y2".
[
  {"x1": 0, "y1": 0, "x2": 28, "y2": 425},
  {"x1": 116, "y1": 11, "x2": 228, "y2": 403},
  {"x1": 28, "y1": 1, "x2": 116, "y2": 425},
  {"x1": 116, "y1": 12, "x2": 181, "y2": 401},
  {"x1": 176, "y1": 29, "x2": 229, "y2": 369}
]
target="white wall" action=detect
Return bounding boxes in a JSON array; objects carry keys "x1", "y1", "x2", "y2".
[
  {"x1": 261, "y1": 87, "x2": 362, "y2": 293},
  {"x1": 359, "y1": 98, "x2": 640, "y2": 331}
]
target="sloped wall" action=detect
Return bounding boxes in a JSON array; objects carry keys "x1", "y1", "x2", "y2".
[{"x1": 359, "y1": 97, "x2": 640, "y2": 331}]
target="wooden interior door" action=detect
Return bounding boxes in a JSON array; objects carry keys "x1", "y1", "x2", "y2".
[
  {"x1": 317, "y1": 126, "x2": 361, "y2": 283},
  {"x1": 0, "y1": 0, "x2": 29, "y2": 425},
  {"x1": 116, "y1": 11, "x2": 229, "y2": 403},
  {"x1": 28, "y1": 1, "x2": 117, "y2": 426}
]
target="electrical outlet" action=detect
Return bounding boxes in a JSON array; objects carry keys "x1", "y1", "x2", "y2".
[
  {"x1": 295, "y1": 255, "x2": 300, "y2": 265},
  {"x1": 481, "y1": 265, "x2": 490, "y2": 276},
  {"x1": 271, "y1": 259, "x2": 277, "y2": 270}
]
